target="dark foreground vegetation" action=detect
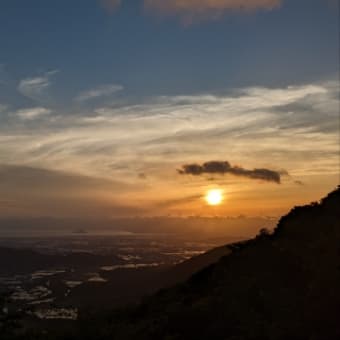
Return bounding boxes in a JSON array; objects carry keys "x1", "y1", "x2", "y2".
[{"x1": 2, "y1": 187, "x2": 340, "y2": 340}]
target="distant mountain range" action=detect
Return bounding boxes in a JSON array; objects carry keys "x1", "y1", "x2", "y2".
[{"x1": 2, "y1": 186, "x2": 340, "y2": 340}]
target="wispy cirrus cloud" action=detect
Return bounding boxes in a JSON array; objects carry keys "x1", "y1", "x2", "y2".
[
  {"x1": 14, "y1": 107, "x2": 51, "y2": 120},
  {"x1": 75, "y1": 84, "x2": 124, "y2": 102},
  {"x1": 17, "y1": 70, "x2": 58, "y2": 103},
  {"x1": 0, "y1": 81, "x2": 337, "y2": 184}
]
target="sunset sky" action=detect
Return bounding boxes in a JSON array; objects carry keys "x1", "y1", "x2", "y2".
[{"x1": 0, "y1": 0, "x2": 339, "y2": 219}]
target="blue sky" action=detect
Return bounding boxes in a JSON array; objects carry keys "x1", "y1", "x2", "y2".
[
  {"x1": 0, "y1": 0, "x2": 338, "y2": 105},
  {"x1": 0, "y1": 0, "x2": 339, "y2": 218}
]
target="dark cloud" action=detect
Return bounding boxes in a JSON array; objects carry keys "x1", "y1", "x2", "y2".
[{"x1": 177, "y1": 161, "x2": 282, "y2": 183}]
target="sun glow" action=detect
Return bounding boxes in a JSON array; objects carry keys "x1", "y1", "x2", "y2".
[{"x1": 205, "y1": 189, "x2": 223, "y2": 206}]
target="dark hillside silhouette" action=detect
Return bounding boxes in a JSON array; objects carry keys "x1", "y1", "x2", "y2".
[
  {"x1": 2, "y1": 187, "x2": 340, "y2": 340},
  {"x1": 99, "y1": 186, "x2": 340, "y2": 340}
]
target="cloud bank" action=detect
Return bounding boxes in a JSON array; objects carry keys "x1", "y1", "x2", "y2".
[
  {"x1": 1, "y1": 81, "x2": 337, "y2": 181},
  {"x1": 178, "y1": 161, "x2": 282, "y2": 183}
]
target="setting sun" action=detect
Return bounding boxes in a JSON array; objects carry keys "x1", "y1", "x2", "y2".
[{"x1": 205, "y1": 189, "x2": 223, "y2": 206}]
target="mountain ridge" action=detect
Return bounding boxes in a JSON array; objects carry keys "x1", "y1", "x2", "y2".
[
  {"x1": 101, "y1": 186, "x2": 340, "y2": 340},
  {"x1": 2, "y1": 186, "x2": 340, "y2": 339}
]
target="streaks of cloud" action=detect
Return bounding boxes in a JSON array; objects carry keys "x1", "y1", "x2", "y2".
[
  {"x1": 0, "y1": 81, "x2": 337, "y2": 182},
  {"x1": 17, "y1": 70, "x2": 58, "y2": 103},
  {"x1": 75, "y1": 84, "x2": 124, "y2": 103},
  {"x1": 15, "y1": 107, "x2": 51, "y2": 120}
]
